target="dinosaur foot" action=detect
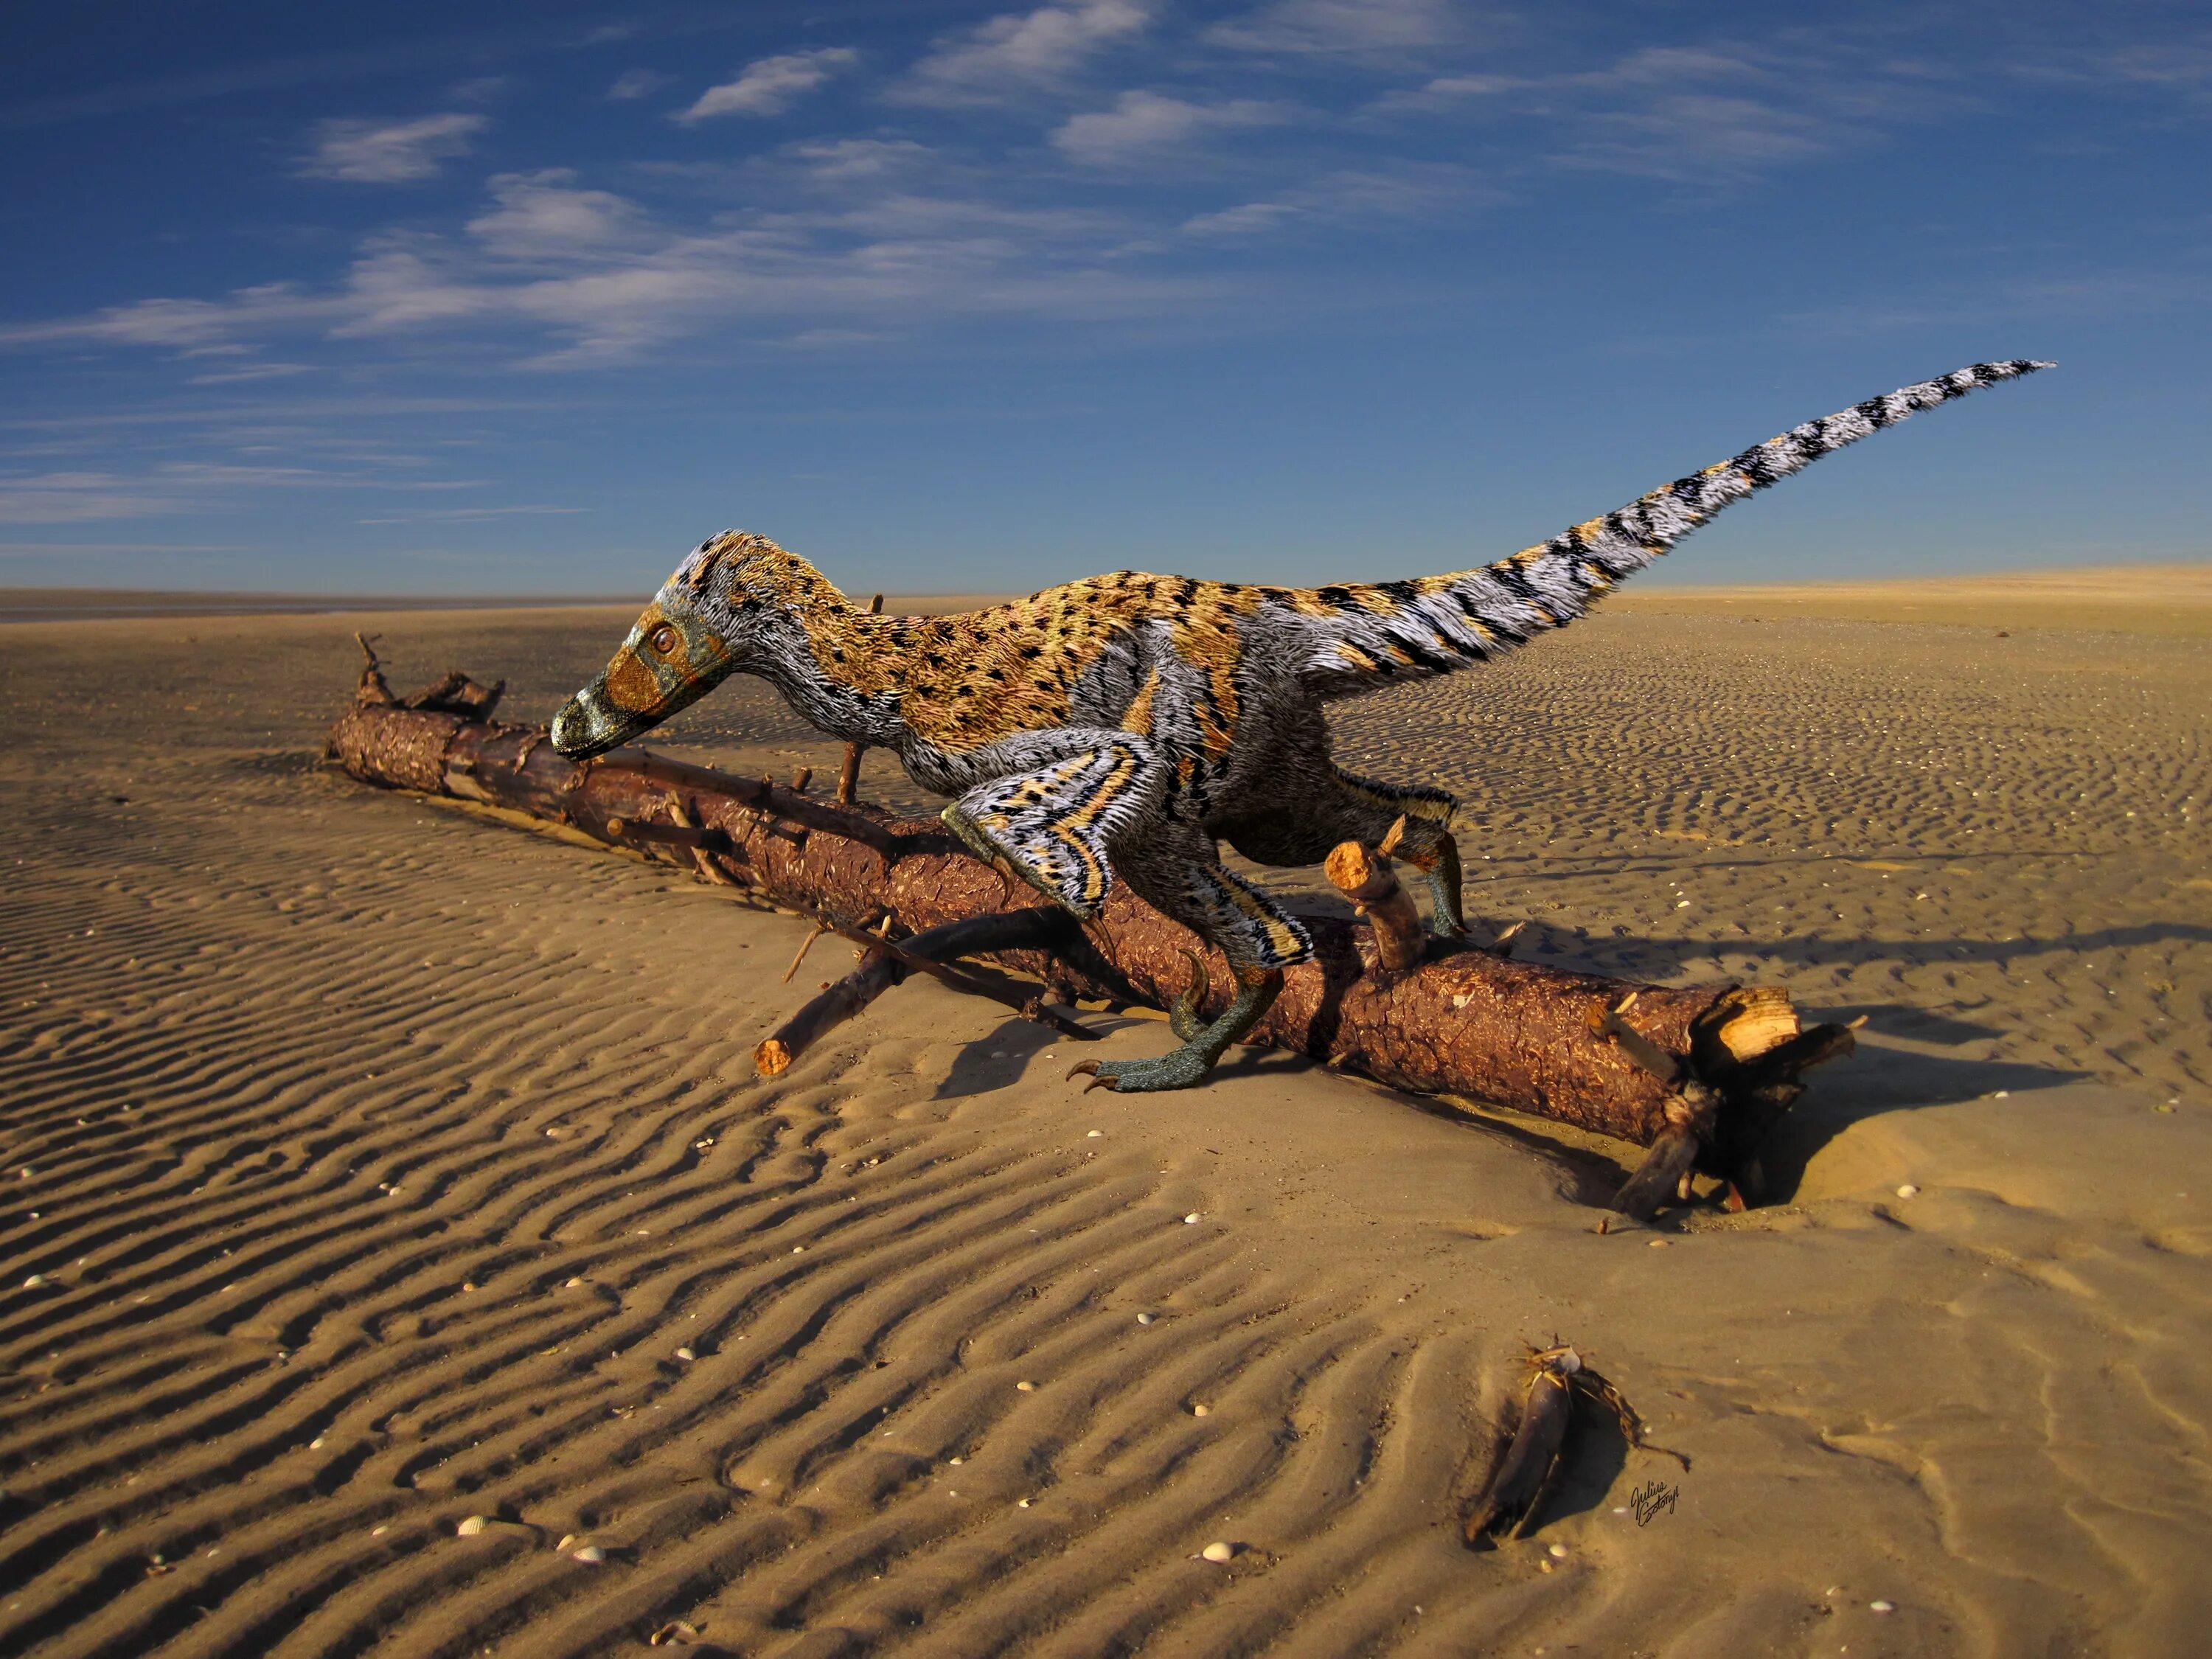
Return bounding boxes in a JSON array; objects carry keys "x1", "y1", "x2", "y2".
[{"x1": 1067, "y1": 1045, "x2": 1221, "y2": 1093}]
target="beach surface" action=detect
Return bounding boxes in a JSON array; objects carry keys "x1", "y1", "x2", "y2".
[{"x1": 2, "y1": 568, "x2": 2208, "y2": 1657}]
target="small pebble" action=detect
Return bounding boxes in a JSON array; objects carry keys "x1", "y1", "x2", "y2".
[
  {"x1": 1190, "y1": 1403, "x2": 1209, "y2": 1417},
  {"x1": 1137, "y1": 1312, "x2": 1156, "y2": 1326},
  {"x1": 462, "y1": 1281, "x2": 477, "y2": 1293},
  {"x1": 309, "y1": 1436, "x2": 325, "y2": 1450},
  {"x1": 675, "y1": 1346, "x2": 695, "y2": 1363},
  {"x1": 1200, "y1": 1540, "x2": 1236, "y2": 1563},
  {"x1": 1016, "y1": 1380, "x2": 1037, "y2": 1392},
  {"x1": 565, "y1": 1277, "x2": 585, "y2": 1288},
  {"x1": 1869, "y1": 1600, "x2": 1895, "y2": 1613},
  {"x1": 1087, "y1": 1129, "x2": 1102, "y2": 1138},
  {"x1": 1647, "y1": 1239, "x2": 1669, "y2": 1249},
  {"x1": 371, "y1": 1525, "x2": 389, "y2": 1537},
  {"x1": 1992, "y1": 1090, "x2": 2009, "y2": 1099},
  {"x1": 1896, "y1": 1184, "x2": 1919, "y2": 1199},
  {"x1": 456, "y1": 1515, "x2": 489, "y2": 1537},
  {"x1": 571, "y1": 1545, "x2": 606, "y2": 1564},
  {"x1": 947, "y1": 1456, "x2": 964, "y2": 1466},
  {"x1": 1017, "y1": 1498, "x2": 1031, "y2": 1508},
  {"x1": 1183, "y1": 1213, "x2": 1201, "y2": 1225}
]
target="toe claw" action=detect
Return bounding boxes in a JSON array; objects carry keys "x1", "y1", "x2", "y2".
[
  {"x1": 1081, "y1": 1073, "x2": 1120, "y2": 1093},
  {"x1": 1066, "y1": 1060, "x2": 1100, "y2": 1081}
]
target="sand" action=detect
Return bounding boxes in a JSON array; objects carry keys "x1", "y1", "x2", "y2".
[{"x1": 1, "y1": 571, "x2": 2207, "y2": 1657}]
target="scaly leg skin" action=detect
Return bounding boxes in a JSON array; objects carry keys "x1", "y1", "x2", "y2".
[
  {"x1": 1399, "y1": 831, "x2": 1468, "y2": 939},
  {"x1": 1071, "y1": 963, "x2": 1281, "y2": 1093},
  {"x1": 1167, "y1": 949, "x2": 1210, "y2": 1043}
]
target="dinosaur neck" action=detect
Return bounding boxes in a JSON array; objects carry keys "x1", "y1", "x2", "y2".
[{"x1": 753, "y1": 600, "x2": 921, "y2": 745}]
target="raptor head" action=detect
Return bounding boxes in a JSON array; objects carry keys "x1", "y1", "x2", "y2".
[{"x1": 551, "y1": 530, "x2": 835, "y2": 760}]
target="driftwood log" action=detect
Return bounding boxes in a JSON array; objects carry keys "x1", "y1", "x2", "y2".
[{"x1": 325, "y1": 644, "x2": 1852, "y2": 1215}]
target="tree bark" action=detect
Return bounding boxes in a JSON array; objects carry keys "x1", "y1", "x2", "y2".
[{"x1": 325, "y1": 655, "x2": 1851, "y2": 1211}]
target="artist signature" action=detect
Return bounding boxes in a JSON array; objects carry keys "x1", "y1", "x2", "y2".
[{"x1": 1628, "y1": 1479, "x2": 1679, "y2": 1526}]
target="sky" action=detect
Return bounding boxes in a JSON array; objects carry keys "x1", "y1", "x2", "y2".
[{"x1": 1, "y1": 0, "x2": 2207, "y2": 597}]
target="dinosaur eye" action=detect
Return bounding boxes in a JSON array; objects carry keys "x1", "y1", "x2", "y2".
[{"x1": 648, "y1": 625, "x2": 680, "y2": 655}]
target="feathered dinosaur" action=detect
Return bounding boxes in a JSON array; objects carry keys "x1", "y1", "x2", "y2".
[{"x1": 552, "y1": 358, "x2": 2051, "y2": 1091}]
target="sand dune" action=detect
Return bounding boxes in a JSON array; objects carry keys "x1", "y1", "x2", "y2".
[{"x1": 1, "y1": 585, "x2": 2208, "y2": 1655}]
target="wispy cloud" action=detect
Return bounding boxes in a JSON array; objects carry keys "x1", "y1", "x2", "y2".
[
  {"x1": 0, "y1": 459, "x2": 489, "y2": 523},
  {"x1": 0, "y1": 473, "x2": 185, "y2": 523},
  {"x1": 355, "y1": 504, "x2": 586, "y2": 523},
  {"x1": 1182, "y1": 161, "x2": 1492, "y2": 234},
  {"x1": 1209, "y1": 0, "x2": 1461, "y2": 55},
  {"x1": 296, "y1": 112, "x2": 490, "y2": 183},
  {"x1": 899, "y1": 1, "x2": 1150, "y2": 105},
  {"x1": 787, "y1": 137, "x2": 937, "y2": 180},
  {"x1": 1, "y1": 166, "x2": 1219, "y2": 371},
  {"x1": 186, "y1": 361, "x2": 319, "y2": 385},
  {"x1": 607, "y1": 68, "x2": 670, "y2": 101},
  {"x1": 1382, "y1": 43, "x2": 1895, "y2": 182},
  {"x1": 1053, "y1": 91, "x2": 1292, "y2": 164},
  {"x1": 675, "y1": 48, "x2": 858, "y2": 122},
  {"x1": 465, "y1": 171, "x2": 653, "y2": 260}
]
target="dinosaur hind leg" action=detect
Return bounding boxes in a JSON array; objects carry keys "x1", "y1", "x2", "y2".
[
  {"x1": 1070, "y1": 835, "x2": 1308, "y2": 1093},
  {"x1": 1221, "y1": 765, "x2": 1467, "y2": 939},
  {"x1": 1325, "y1": 768, "x2": 1465, "y2": 937}
]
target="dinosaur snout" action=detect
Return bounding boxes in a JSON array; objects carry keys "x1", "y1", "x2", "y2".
[{"x1": 551, "y1": 689, "x2": 621, "y2": 759}]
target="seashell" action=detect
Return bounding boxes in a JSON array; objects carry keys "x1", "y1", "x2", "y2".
[
  {"x1": 1190, "y1": 1403, "x2": 1209, "y2": 1417},
  {"x1": 571, "y1": 1545, "x2": 606, "y2": 1564},
  {"x1": 1869, "y1": 1600, "x2": 1895, "y2": 1613},
  {"x1": 1015, "y1": 1380, "x2": 1037, "y2": 1392},
  {"x1": 1183, "y1": 1213, "x2": 1201, "y2": 1225},
  {"x1": 647, "y1": 1622, "x2": 702, "y2": 1646},
  {"x1": 565, "y1": 1277, "x2": 585, "y2": 1288},
  {"x1": 1548, "y1": 1543, "x2": 1568, "y2": 1559},
  {"x1": 556, "y1": 1534, "x2": 577, "y2": 1551},
  {"x1": 1137, "y1": 1312, "x2": 1157, "y2": 1326},
  {"x1": 1896, "y1": 1185, "x2": 1919, "y2": 1199},
  {"x1": 1087, "y1": 1129, "x2": 1102, "y2": 1138},
  {"x1": 456, "y1": 1515, "x2": 489, "y2": 1537},
  {"x1": 1200, "y1": 1541, "x2": 1236, "y2": 1563},
  {"x1": 22, "y1": 1274, "x2": 47, "y2": 1289},
  {"x1": 675, "y1": 1347, "x2": 695, "y2": 1363}
]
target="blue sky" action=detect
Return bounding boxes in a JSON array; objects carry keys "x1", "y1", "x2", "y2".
[{"x1": 2, "y1": 0, "x2": 2205, "y2": 596}]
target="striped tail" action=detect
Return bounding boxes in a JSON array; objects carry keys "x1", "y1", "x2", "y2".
[{"x1": 1295, "y1": 359, "x2": 2053, "y2": 695}]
